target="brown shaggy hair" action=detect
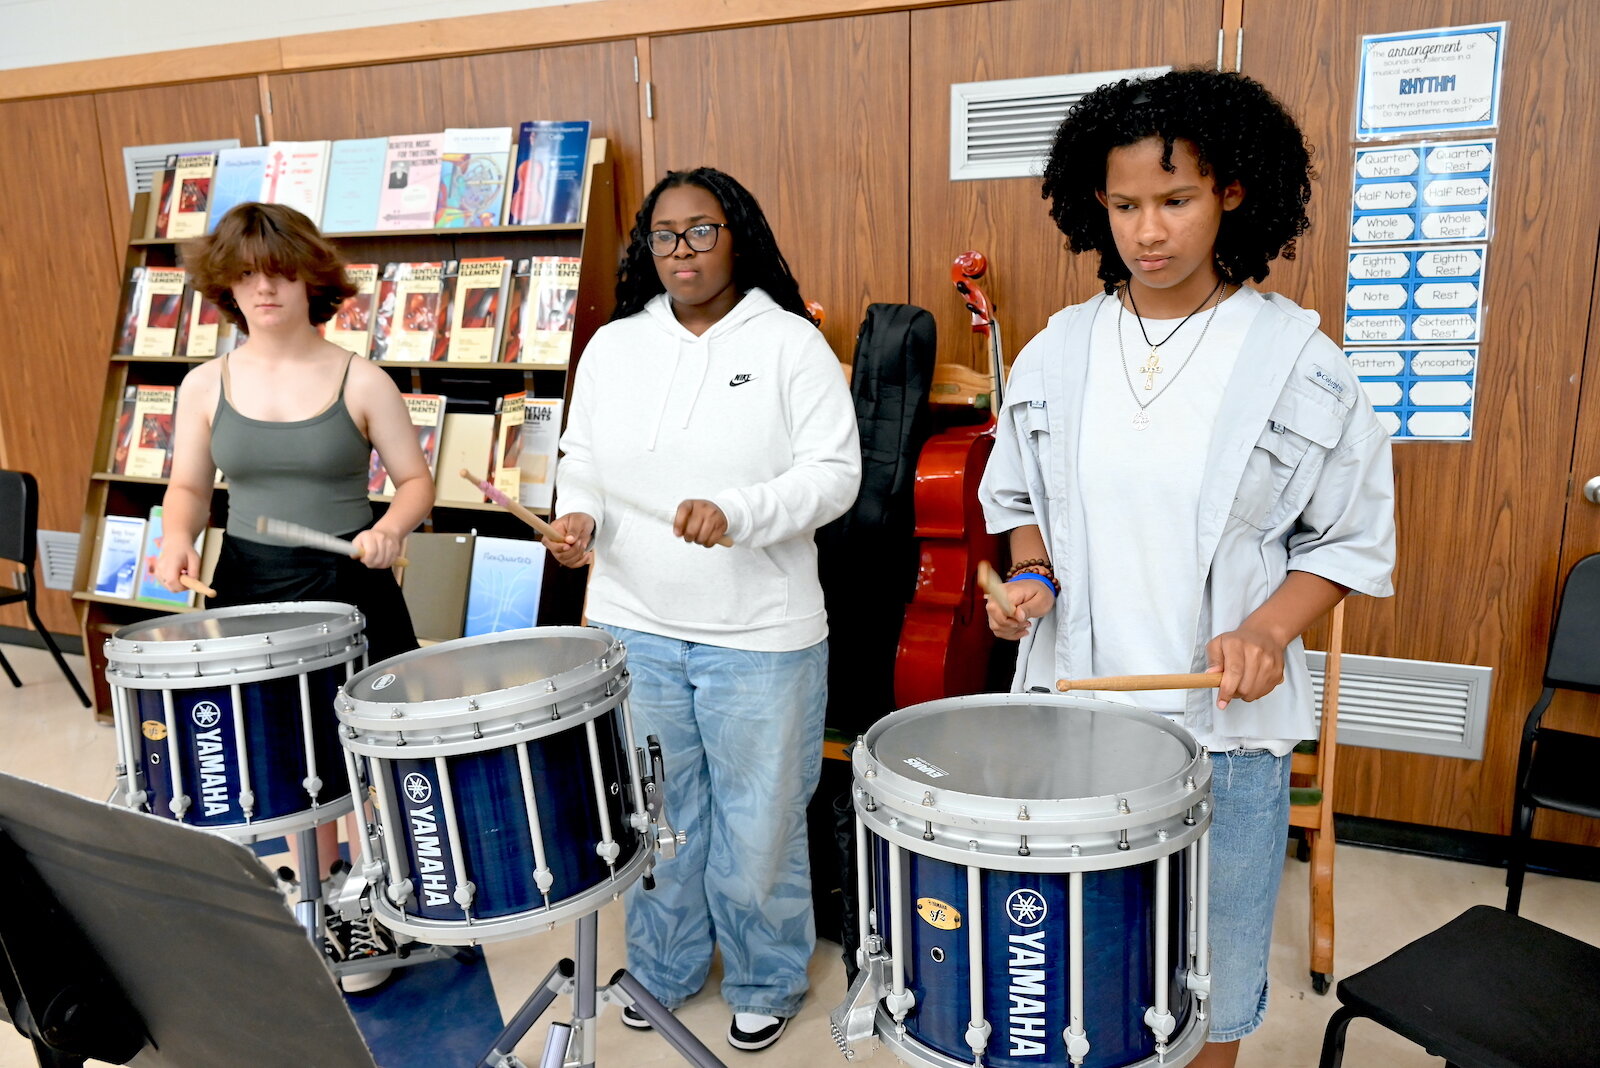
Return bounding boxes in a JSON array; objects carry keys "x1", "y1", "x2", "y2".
[{"x1": 182, "y1": 202, "x2": 356, "y2": 329}]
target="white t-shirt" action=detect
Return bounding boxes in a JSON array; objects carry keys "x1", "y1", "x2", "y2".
[{"x1": 1077, "y1": 285, "x2": 1295, "y2": 756}]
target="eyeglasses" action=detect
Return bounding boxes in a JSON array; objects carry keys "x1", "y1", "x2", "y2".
[{"x1": 646, "y1": 222, "x2": 729, "y2": 257}]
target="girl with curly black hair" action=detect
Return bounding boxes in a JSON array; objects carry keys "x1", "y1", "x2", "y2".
[
  {"x1": 544, "y1": 168, "x2": 859, "y2": 1051},
  {"x1": 980, "y1": 70, "x2": 1395, "y2": 1067}
]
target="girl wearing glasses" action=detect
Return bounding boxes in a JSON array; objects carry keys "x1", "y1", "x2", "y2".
[{"x1": 545, "y1": 167, "x2": 860, "y2": 1051}]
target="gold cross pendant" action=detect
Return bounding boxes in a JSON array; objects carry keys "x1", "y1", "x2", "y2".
[{"x1": 1138, "y1": 347, "x2": 1162, "y2": 390}]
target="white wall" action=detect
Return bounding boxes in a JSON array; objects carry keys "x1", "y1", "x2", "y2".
[{"x1": 0, "y1": 0, "x2": 605, "y2": 71}]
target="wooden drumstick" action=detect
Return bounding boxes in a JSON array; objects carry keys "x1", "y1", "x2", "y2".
[
  {"x1": 179, "y1": 575, "x2": 217, "y2": 600},
  {"x1": 459, "y1": 468, "x2": 562, "y2": 540},
  {"x1": 255, "y1": 516, "x2": 410, "y2": 568},
  {"x1": 976, "y1": 560, "x2": 1014, "y2": 616},
  {"x1": 1056, "y1": 672, "x2": 1220, "y2": 693}
]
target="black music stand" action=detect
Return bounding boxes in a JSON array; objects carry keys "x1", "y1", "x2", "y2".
[{"x1": 0, "y1": 772, "x2": 376, "y2": 1067}]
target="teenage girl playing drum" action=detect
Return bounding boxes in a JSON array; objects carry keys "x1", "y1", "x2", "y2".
[
  {"x1": 544, "y1": 168, "x2": 860, "y2": 1051},
  {"x1": 154, "y1": 202, "x2": 434, "y2": 985},
  {"x1": 980, "y1": 70, "x2": 1396, "y2": 1067}
]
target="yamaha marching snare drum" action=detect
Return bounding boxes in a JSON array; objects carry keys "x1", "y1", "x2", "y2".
[
  {"x1": 105, "y1": 601, "x2": 366, "y2": 841},
  {"x1": 336, "y1": 626, "x2": 678, "y2": 945},
  {"x1": 832, "y1": 693, "x2": 1213, "y2": 1068}
]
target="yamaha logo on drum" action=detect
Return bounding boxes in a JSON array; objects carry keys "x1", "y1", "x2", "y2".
[
  {"x1": 403, "y1": 773, "x2": 433, "y2": 804},
  {"x1": 1006, "y1": 888, "x2": 1047, "y2": 927},
  {"x1": 1006, "y1": 888, "x2": 1050, "y2": 1056},
  {"x1": 189, "y1": 701, "x2": 230, "y2": 817},
  {"x1": 371, "y1": 673, "x2": 397, "y2": 691},
  {"x1": 400, "y1": 771, "x2": 452, "y2": 908}
]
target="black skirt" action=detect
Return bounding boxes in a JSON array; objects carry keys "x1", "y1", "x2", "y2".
[{"x1": 208, "y1": 531, "x2": 419, "y2": 667}]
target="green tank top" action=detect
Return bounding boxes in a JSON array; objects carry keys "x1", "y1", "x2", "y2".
[{"x1": 210, "y1": 354, "x2": 375, "y2": 544}]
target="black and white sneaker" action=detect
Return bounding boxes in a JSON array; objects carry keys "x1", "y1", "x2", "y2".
[
  {"x1": 620, "y1": 1004, "x2": 652, "y2": 1030},
  {"x1": 339, "y1": 913, "x2": 397, "y2": 994},
  {"x1": 728, "y1": 1013, "x2": 788, "y2": 1051}
]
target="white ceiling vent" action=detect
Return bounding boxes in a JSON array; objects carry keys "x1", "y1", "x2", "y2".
[
  {"x1": 121, "y1": 139, "x2": 241, "y2": 209},
  {"x1": 1306, "y1": 650, "x2": 1493, "y2": 761},
  {"x1": 950, "y1": 66, "x2": 1169, "y2": 181}
]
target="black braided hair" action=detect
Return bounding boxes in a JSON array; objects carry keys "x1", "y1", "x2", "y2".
[
  {"x1": 612, "y1": 167, "x2": 813, "y2": 323},
  {"x1": 1040, "y1": 68, "x2": 1314, "y2": 293}
]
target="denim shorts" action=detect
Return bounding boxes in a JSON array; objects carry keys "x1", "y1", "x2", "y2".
[{"x1": 1204, "y1": 748, "x2": 1292, "y2": 1041}]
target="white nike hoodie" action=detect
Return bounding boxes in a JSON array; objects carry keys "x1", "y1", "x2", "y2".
[{"x1": 556, "y1": 288, "x2": 861, "y2": 650}]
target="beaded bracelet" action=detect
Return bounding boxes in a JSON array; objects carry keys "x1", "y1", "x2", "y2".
[
  {"x1": 1006, "y1": 558, "x2": 1052, "y2": 579},
  {"x1": 1008, "y1": 571, "x2": 1059, "y2": 597}
]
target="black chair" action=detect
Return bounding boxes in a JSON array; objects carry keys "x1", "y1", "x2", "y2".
[
  {"x1": 1506, "y1": 552, "x2": 1600, "y2": 915},
  {"x1": 0, "y1": 470, "x2": 91, "y2": 707},
  {"x1": 1318, "y1": 904, "x2": 1600, "y2": 1068}
]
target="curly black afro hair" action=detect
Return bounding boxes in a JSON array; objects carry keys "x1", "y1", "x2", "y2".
[
  {"x1": 1040, "y1": 68, "x2": 1314, "y2": 294},
  {"x1": 613, "y1": 167, "x2": 813, "y2": 324}
]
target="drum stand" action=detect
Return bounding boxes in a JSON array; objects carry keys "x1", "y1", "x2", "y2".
[{"x1": 476, "y1": 912, "x2": 726, "y2": 1068}]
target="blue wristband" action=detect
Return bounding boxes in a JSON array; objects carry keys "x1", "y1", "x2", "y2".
[{"x1": 1008, "y1": 572, "x2": 1059, "y2": 597}]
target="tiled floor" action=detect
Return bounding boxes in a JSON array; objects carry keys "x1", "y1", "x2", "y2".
[{"x1": 2, "y1": 642, "x2": 1597, "y2": 1067}]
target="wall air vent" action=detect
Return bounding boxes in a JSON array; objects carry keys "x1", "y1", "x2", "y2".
[
  {"x1": 36, "y1": 530, "x2": 79, "y2": 592},
  {"x1": 1306, "y1": 651, "x2": 1493, "y2": 761},
  {"x1": 950, "y1": 67, "x2": 1168, "y2": 181},
  {"x1": 121, "y1": 139, "x2": 241, "y2": 209}
]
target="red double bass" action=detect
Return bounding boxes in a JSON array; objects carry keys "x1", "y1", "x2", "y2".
[{"x1": 894, "y1": 251, "x2": 1007, "y2": 707}]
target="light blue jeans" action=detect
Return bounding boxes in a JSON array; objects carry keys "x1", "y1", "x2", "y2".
[
  {"x1": 1206, "y1": 748, "x2": 1292, "y2": 1041},
  {"x1": 597, "y1": 623, "x2": 828, "y2": 1018}
]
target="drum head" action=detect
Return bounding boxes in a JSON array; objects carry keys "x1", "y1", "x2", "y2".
[
  {"x1": 872, "y1": 700, "x2": 1193, "y2": 802},
  {"x1": 344, "y1": 628, "x2": 615, "y2": 705},
  {"x1": 113, "y1": 602, "x2": 354, "y2": 645}
]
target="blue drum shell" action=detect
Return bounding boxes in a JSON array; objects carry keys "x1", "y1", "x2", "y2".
[
  {"x1": 134, "y1": 664, "x2": 351, "y2": 827},
  {"x1": 877, "y1": 838, "x2": 1191, "y2": 1068},
  {"x1": 385, "y1": 706, "x2": 641, "y2": 921}
]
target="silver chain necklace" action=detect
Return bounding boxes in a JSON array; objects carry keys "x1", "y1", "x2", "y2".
[{"x1": 1117, "y1": 282, "x2": 1229, "y2": 431}]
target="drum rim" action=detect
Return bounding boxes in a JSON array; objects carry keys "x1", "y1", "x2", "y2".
[
  {"x1": 337, "y1": 626, "x2": 625, "y2": 733},
  {"x1": 104, "y1": 601, "x2": 365, "y2": 668},
  {"x1": 856, "y1": 692, "x2": 1210, "y2": 828}
]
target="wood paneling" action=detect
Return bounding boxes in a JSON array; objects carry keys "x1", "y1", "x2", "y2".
[
  {"x1": 1244, "y1": 1, "x2": 1600, "y2": 839},
  {"x1": 265, "y1": 61, "x2": 446, "y2": 142},
  {"x1": 651, "y1": 14, "x2": 911, "y2": 358},
  {"x1": 0, "y1": 40, "x2": 282, "y2": 101},
  {"x1": 0, "y1": 95, "x2": 120, "y2": 634},
  {"x1": 908, "y1": 0, "x2": 1222, "y2": 370},
  {"x1": 0, "y1": 1, "x2": 976, "y2": 103},
  {"x1": 438, "y1": 40, "x2": 645, "y2": 242},
  {"x1": 92, "y1": 79, "x2": 263, "y2": 253},
  {"x1": 278, "y1": 0, "x2": 962, "y2": 74}
]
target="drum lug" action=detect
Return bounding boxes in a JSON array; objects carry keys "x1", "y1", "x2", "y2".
[
  {"x1": 965, "y1": 1019, "x2": 992, "y2": 1061},
  {"x1": 1064, "y1": 1026, "x2": 1090, "y2": 1064},
  {"x1": 1185, "y1": 966, "x2": 1212, "y2": 999},
  {"x1": 387, "y1": 877, "x2": 414, "y2": 907},
  {"x1": 454, "y1": 880, "x2": 477, "y2": 911},
  {"x1": 829, "y1": 955, "x2": 885, "y2": 1060},
  {"x1": 885, "y1": 987, "x2": 915, "y2": 1022},
  {"x1": 1144, "y1": 1005, "x2": 1176, "y2": 1059}
]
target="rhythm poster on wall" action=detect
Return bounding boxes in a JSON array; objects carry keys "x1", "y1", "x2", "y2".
[
  {"x1": 1355, "y1": 22, "x2": 1506, "y2": 140},
  {"x1": 1349, "y1": 140, "x2": 1495, "y2": 246},
  {"x1": 1344, "y1": 244, "x2": 1485, "y2": 441}
]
